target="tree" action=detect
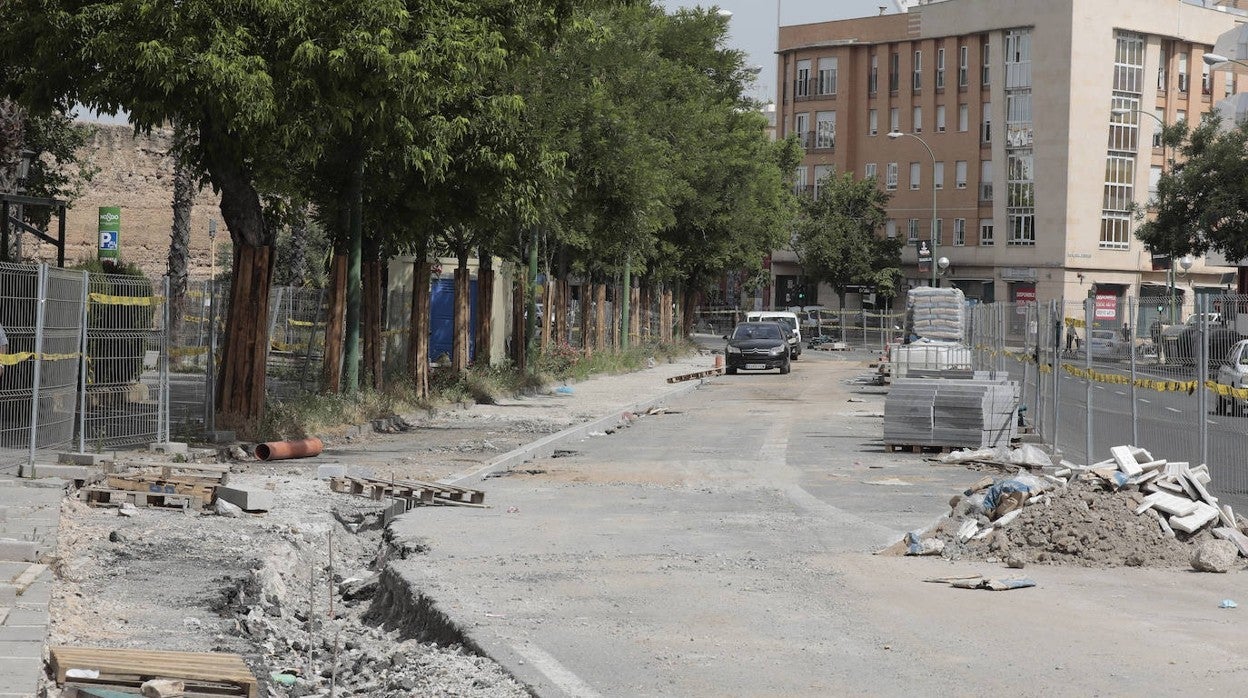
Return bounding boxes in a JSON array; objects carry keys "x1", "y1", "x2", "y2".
[
  {"x1": 791, "y1": 172, "x2": 897, "y2": 313},
  {"x1": 1137, "y1": 114, "x2": 1248, "y2": 264}
]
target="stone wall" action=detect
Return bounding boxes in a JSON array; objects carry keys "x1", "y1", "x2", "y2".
[{"x1": 21, "y1": 124, "x2": 223, "y2": 279}]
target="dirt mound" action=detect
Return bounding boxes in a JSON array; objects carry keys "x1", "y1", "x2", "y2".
[{"x1": 938, "y1": 479, "x2": 1205, "y2": 568}]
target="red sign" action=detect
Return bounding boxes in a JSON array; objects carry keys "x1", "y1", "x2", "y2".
[
  {"x1": 1095, "y1": 292, "x2": 1117, "y2": 320},
  {"x1": 1014, "y1": 286, "x2": 1035, "y2": 315}
]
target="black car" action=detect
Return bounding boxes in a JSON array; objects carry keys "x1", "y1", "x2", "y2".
[{"x1": 723, "y1": 322, "x2": 792, "y2": 375}]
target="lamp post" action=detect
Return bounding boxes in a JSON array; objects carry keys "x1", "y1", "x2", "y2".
[
  {"x1": 888, "y1": 130, "x2": 938, "y2": 286},
  {"x1": 1203, "y1": 53, "x2": 1248, "y2": 70},
  {"x1": 1109, "y1": 106, "x2": 1178, "y2": 324}
]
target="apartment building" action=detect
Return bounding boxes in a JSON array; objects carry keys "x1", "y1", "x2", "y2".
[{"x1": 774, "y1": 0, "x2": 1243, "y2": 328}]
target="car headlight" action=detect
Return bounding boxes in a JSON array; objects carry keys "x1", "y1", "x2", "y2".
[
  {"x1": 769, "y1": 345, "x2": 786, "y2": 356},
  {"x1": 726, "y1": 345, "x2": 741, "y2": 354}
]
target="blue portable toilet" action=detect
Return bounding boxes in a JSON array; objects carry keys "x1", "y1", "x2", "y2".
[{"x1": 429, "y1": 277, "x2": 478, "y2": 361}]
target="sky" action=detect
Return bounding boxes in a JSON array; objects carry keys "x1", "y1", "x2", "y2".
[
  {"x1": 80, "y1": 1, "x2": 895, "y2": 124},
  {"x1": 658, "y1": 0, "x2": 905, "y2": 102}
]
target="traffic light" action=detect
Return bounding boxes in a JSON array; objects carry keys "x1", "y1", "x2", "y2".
[{"x1": 1157, "y1": 304, "x2": 1164, "y2": 313}]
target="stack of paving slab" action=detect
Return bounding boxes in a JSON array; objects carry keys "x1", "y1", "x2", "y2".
[
  {"x1": 884, "y1": 375, "x2": 1020, "y2": 448},
  {"x1": 907, "y1": 287, "x2": 967, "y2": 341},
  {"x1": 1078, "y1": 446, "x2": 1248, "y2": 552},
  {"x1": 0, "y1": 475, "x2": 61, "y2": 698}
]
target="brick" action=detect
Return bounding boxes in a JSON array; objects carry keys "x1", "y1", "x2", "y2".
[{"x1": 215, "y1": 485, "x2": 274, "y2": 512}]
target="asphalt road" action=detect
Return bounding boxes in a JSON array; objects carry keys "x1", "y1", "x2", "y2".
[{"x1": 388, "y1": 351, "x2": 1248, "y2": 697}]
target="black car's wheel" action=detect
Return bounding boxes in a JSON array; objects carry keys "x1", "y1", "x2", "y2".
[
  {"x1": 779, "y1": 357, "x2": 791, "y2": 374},
  {"x1": 791, "y1": 349, "x2": 800, "y2": 360},
  {"x1": 726, "y1": 366, "x2": 737, "y2": 375}
]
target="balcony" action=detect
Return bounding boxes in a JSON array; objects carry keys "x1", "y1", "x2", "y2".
[{"x1": 804, "y1": 130, "x2": 836, "y2": 151}]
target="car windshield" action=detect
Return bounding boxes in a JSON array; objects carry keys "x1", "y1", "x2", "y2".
[
  {"x1": 771, "y1": 317, "x2": 797, "y2": 330},
  {"x1": 733, "y1": 324, "x2": 780, "y2": 340}
]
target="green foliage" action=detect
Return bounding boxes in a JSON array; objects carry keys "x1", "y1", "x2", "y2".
[
  {"x1": 791, "y1": 172, "x2": 899, "y2": 297},
  {"x1": 1137, "y1": 114, "x2": 1248, "y2": 263}
]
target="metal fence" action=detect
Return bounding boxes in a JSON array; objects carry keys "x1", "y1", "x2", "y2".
[{"x1": 970, "y1": 294, "x2": 1248, "y2": 514}]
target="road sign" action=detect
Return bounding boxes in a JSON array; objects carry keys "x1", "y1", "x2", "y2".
[
  {"x1": 98, "y1": 206, "x2": 120, "y2": 259},
  {"x1": 914, "y1": 239, "x2": 932, "y2": 274}
]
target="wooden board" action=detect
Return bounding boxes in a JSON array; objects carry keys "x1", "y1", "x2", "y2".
[
  {"x1": 50, "y1": 646, "x2": 257, "y2": 698},
  {"x1": 106, "y1": 475, "x2": 216, "y2": 501},
  {"x1": 331, "y1": 475, "x2": 485, "y2": 506},
  {"x1": 81, "y1": 487, "x2": 201, "y2": 511}
]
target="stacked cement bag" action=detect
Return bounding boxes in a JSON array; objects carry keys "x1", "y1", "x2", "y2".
[{"x1": 907, "y1": 287, "x2": 966, "y2": 341}]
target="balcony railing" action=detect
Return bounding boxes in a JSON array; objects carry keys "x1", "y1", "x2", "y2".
[
  {"x1": 803, "y1": 130, "x2": 836, "y2": 151},
  {"x1": 793, "y1": 78, "x2": 813, "y2": 101}
]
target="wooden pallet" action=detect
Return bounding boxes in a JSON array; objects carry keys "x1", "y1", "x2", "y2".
[
  {"x1": 50, "y1": 646, "x2": 257, "y2": 697},
  {"x1": 159, "y1": 462, "x2": 231, "y2": 482},
  {"x1": 80, "y1": 486, "x2": 201, "y2": 510},
  {"x1": 666, "y1": 367, "x2": 724, "y2": 383},
  {"x1": 106, "y1": 475, "x2": 217, "y2": 502},
  {"x1": 330, "y1": 475, "x2": 484, "y2": 506}
]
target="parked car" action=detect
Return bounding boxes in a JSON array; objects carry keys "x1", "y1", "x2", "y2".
[
  {"x1": 745, "y1": 311, "x2": 802, "y2": 359},
  {"x1": 1085, "y1": 330, "x2": 1121, "y2": 358},
  {"x1": 1215, "y1": 338, "x2": 1248, "y2": 416},
  {"x1": 723, "y1": 322, "x2": 792, "y2": 375}
]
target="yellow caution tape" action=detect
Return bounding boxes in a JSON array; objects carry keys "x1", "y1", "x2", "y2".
[
  {"x1": 169, "y1": 346, "x2": 210, "y2": 359},
  {"x1": 1064, "y1": 317, "x2": 1086, "y2": 328},
  {"x1": 287, "y1": 319, "x2": 321, "y2": 327},
  {"x1": 89, "y1": 292, "x2": 164, "y2": 306}
]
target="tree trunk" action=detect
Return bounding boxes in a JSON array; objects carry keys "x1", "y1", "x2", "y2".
[
  {"x1": 166, "y1": 152, "x2": 194, "y2": 340},
  {"x1": 322, "y1": 252, "x2": 347, "y2": 393},
  {"x1": 594, "y1": 283, "x2": 607, "y2": 353},
  {"x1": 629, "y1": 283, "x2": 640, "y2": 346},
  {"x1": 612, "y1": 281, "x2": 621, "y2": 351},
  {"x1": 362, "y1": 239, "x2": 382, "y2": 390},
  {"x1": 409, "y1": 255, "x2": 431, "y2": 399},
  {"x1": 512, "y1": 271, "x2": 526, "y2": 370},
  {"x1": 343, "y1": 156, "x2": 365, "y2": 393},
  {"x1": 681, "y1": 286, "x2": 698, "y2": 338},
  {"x1": 476, "y1": 253, "x2": 494, "y2": 367},
  {"x1": 216, "y1": 241, "x2": 273, "y2": 424},
  {"x1": 541, "y1": 275, "x2": 554, "y2": 350},
  {"x1": 660, "y1": 284, "x2": 673, "y2": 342},
  {"x1": 453, "y1": 248, "x2": 470, "y2": 373},
  {"x1": 639, "y1": 283, "x2": 651, "y2": 342}
]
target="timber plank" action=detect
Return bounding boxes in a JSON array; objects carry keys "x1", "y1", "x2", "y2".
[{"x1": 51, "y1": 646, "x2": 256, "y2": 698}]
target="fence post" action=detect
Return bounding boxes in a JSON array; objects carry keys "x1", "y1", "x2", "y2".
[
  {"x1": 76, "y1": 270, "x2": 90, "y2": 453},
  {"x1": 1051, "y1": 299, "x2": 1061, "y2": 454},
  {"x1": 160, "y1": 276, "x2": 171, "y2": 443},
  {"x1": 1128, "y1": 295, "x2": 1138, "y2": 447},
  {"x1": 26, "y1": 263, "x2": 49, "y2": 468},
  {"x1": 1084, "y1": 295, "x2": 1094, "y2": 464},
  {"x1": 1198, "y1": 296, "x2": 1209, "y2": 466},
  {"x1": 205, "y1": 279, "x2": 217, "y2": 435}
]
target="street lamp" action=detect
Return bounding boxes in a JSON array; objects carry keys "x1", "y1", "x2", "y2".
[
  {"x1": 1203, "y1": 53, "x2": 1248, "y2": 69},
  {"x1": 888, "y1": 130, "x2": 938, "y2": 286},
  {"x1": 1109, "y1": 107, "x2": 1180, "y2": 324}
]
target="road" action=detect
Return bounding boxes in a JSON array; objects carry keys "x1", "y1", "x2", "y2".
[{"x1": 388, "y1": 350, "x2": 1248, "y2": 697}]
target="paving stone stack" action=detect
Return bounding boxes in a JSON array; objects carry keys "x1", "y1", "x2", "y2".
[
  {"x1": 907, "y1": 287, "x2": 967, "y2": 341},
  {"x1": 0, "y1": 475, "x2": 62, "y2": 698},
  {"x1": 884, "y1": 376, "x2": 1020, "y2": 448}
]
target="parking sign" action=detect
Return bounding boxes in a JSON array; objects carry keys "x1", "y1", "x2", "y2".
[{"x1": 98, "y1": 206, "x2": 120, "y2": 259}]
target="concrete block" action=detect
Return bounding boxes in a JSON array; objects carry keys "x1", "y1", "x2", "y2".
[
  {"x1": 23, "y1": 463, "x2": 92, "y2": 482},
  {"x1": 0, "y1": 586, "x2": 14, "y2": 604},
  {"x1": 317, "y1": 464, "x2": 347, "y2": 480},
  {"x1": 148, "y1": 442, "x2": 189, "y2": 456},
  {"x1": 0, "y1": 540, "x2": 39, "y2": 563},
  {"x1": 57, "y1": 452, "x2": 110, "y2": 466},
  {"x1": 0, "y1": 641, "x2": 41, "y2": 658},
  {"x1": 1, "y1": 607, "x2": 46, "y2": 625},
  {"x1": 0, "y1": 626, "x2": 47, "y2": 643},
  {"x1": 203, "y1": 430, "x2": 236, "y2": 444},
  {"x1": 215, "y1": 485, "x2": 274, "y2": 512}
]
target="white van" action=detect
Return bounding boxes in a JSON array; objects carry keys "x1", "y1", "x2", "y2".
[{"x1": 745, "y1": 311, "x2": 801, "y2": 359}]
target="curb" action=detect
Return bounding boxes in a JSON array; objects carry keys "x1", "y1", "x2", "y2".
[{"x1": 443, "y1": 376, "x2": 709, "y2": 487}]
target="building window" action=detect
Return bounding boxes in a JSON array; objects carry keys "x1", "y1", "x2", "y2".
[
  {"x1": 958, "y1": 104, "x2": 969, "y2": 132},
  {"x1": 815, "y1": 111, "x2": 836, "y2": 149},
  {"x1": 1007, "y1": 213, "x2": 1035, "y2": 245},
  {"x1": 813, "y1": 164, "x2": 835, "y2": 199},
  {"x1": 959, "y1": 45, "x2": 969, "y2": 86},
  {"x1": 1177, "y1": 109, "x2": 1187, "y2": 125},
  {"x1": 869, "y1": 54, "x2": 879, "y2": 95},
  {"x1": 1202, "y1": 59, "x2": 1212, "y2": 95},
  {"x1": 1153, "y1": 108, "x2": 1164, "y2": 147},
  {"x1": 869, "y1": 109, "x2": 879, "y2": 136},
  {"x1": 1005, "y1": 29, "x2": 1032, "y2": 89},
  {"x1": 890, "y1": 107, "x2": 900, "y2": 133},
  {"x1": 979, "y1": 220, "x2": 995, "y2": 246},
  {"x1": 981, "y1": 40, "x2": 990, "y2": 86},
  {"x1": 981, "y1": 102, "x2": 992, "y2": 142},
  {"x1": 1101, "y1": 32, "x2": 1143, "y2": 251},
  {"x1": 979, "y1": 160, "x2": 992, "y2": 200},
  {"x1": 910, "y1": 162, "x2": 921, "y2": 190},
  {"x1": 908, "y1": 218, "x2": 919, "y2": 241},
  {"x1": 913, "y1": 50, "x2": 923, "y2": 90},
  {"x1": 913, "y1": 106, "x2": 923, "y2": 133},
  {"x1": 936, "y1": 105, "x2": 947, "y2": 132},
  {"x1": 865, "y1": 162, "x2": 878, "y2": 180},
  {"x1": 1006, "y1": 150, "x2": 1034, "y2": 246},
  {"x1": 818, "y1": 57, "x2": 838, "y2": 95},
  {"x1": 1226, "y1": 69, "x2": 1236, "y2": 99},
  {"x1": 955, "y1": 160, "x2": 968, "y2": 188},
  {"x1": 793, "y1": 165, "x2": 809, "y2": 195},
  {"x1": 886, "y1": 162, "x2": 899, "y2": 190},
  {"x1": 1178, "y1": 52, "x2": 1188, "y2": 93},
  {"x1": 1157, "y1": 45, "x2": 1167, "y2": 91},
  {"x1": 934, "y1": 161, "x2": 945, "y2": 190},
  {"x1": 886, "y1": 219, "x2": 897, "y2": 238},
  {"x1": 937, "y1": 48, "x2": 946, "y2": 89},
  {"x1": 954, "y1": 218, "x2": 966, "y2": 246},
  {"x1": 1150, "y1": 164, "x2": 1162, "y2": 199},
  {"x1": 932, "y1": 218, "x2": 943, "y2": 245},
  {"x1": 796, "y1": 59, "x2": 812, "y2": 99},
  {"x1": 889, "y1": 51, "x2": 900, "y2": 92},
  {"x1": 795, "y1": 112, "x2": 810, "y2": 148}
]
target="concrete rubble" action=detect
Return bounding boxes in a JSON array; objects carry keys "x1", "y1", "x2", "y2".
[{"x1": 895, "y1": 444, "x2": 1248, "y2": 571}]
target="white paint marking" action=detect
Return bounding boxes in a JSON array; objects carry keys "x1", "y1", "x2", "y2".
[
  {"x1": 509, "y1": 642, "x2": 604, "y2": 698},
  {"x1": 1165, "y1": 407, "x2": 1182, "y2": 414},
  {"x1": 1139, "y1": 398, "x2": 1151, "y2": 404}
]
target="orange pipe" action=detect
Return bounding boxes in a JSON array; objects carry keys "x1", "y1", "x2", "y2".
[{"x1": 255, "y1": 437, "x2": 323, "y2": 461}]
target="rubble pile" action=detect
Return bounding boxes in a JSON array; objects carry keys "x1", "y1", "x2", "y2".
[{"x1": 902, "y1": 444, "x2": 1248, "y2": 570}]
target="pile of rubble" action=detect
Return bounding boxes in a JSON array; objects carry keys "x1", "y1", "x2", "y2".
[{"x1": 899, "y1": 444, "x2": 1248, "y2": 571}]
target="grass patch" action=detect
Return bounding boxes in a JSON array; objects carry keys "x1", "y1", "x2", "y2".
[{"x1": 248, "y1": 339, "x2": 695, "y2": 441}]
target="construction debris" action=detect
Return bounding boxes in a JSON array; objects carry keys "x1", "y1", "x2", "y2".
[
  {"x1": 891, "y1": 444, "x2": 1248, "y2": 570},
  {"x1": 924, "y1": 574, "x2": 1037, "y2": 591},
  {"x1": 50, "y1": 646, "x2": 257, "y2": 697}
]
